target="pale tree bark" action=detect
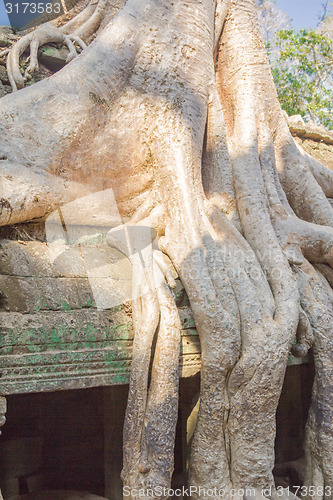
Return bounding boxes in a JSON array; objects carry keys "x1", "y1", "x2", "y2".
[{"x1": 0, "y1": 0, "x2": 333, "y2": 499}]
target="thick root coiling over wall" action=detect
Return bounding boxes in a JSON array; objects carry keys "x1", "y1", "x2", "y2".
[
  {"x1": 6, "y1": 23, "x2": 86, "y2": 90},
  {"x1": 0, "y1": 0, "x2": 332, "y2": 499},
  {"x1": 3, "y1": 0, "x2": 123, "y2": 90}
]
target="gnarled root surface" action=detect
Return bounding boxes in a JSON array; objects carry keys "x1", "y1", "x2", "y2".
[{"x1": 0, "y1": 0, "x2": 332, "y2": 499}]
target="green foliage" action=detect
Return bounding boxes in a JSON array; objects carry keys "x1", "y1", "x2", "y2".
[{"x1": 269, "y1": 29, "x2": 333, "y2": 129}]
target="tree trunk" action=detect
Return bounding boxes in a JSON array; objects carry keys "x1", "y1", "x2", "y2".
[{"x1": 1, "y1": 0, "x2": 333, "y2": 498}]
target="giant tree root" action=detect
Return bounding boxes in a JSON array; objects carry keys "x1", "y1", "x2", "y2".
[{"x1": 0, "y1": 0, "x2": 332, "y2": 498}]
